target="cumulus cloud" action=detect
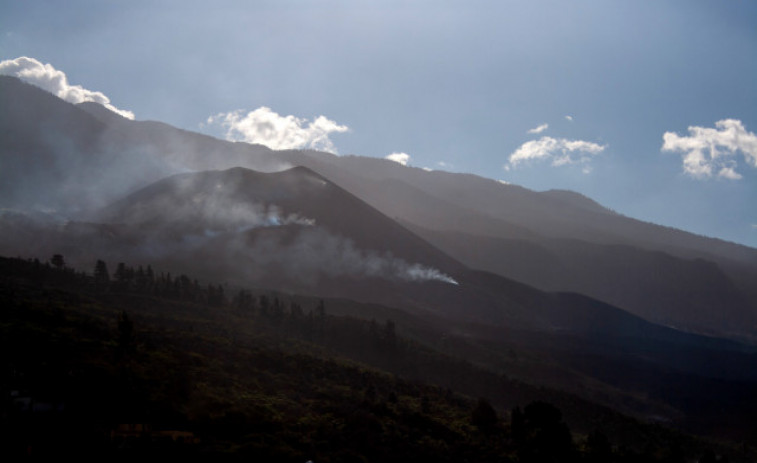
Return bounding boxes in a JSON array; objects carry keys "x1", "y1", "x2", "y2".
[
  {"x1": 385, "y1": 152, "x2": 410, "y2": 166},
  {"x1": 0, "y1": 56, "x2": 134, "y2": 119},
  {"x1": 661, "y1": 119, "x2": 757, "y2": 180},
  {"x1": 507, "y1": 136, "x2": 606, "y2": 169},
  {"x1": 207, "y1": 107, "x2": 349, "y2": 153},
  {"x1": 527, "y1": 123, "x2": 549, "y2": 134}
]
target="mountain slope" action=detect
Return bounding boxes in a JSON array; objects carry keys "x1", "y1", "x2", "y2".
[
  {"x1": 90, "y1": 165, "x2": 638, "y2": 334},
  {"x1": 402, "y1": 224, "x2": 757, "y2": 338},
  {"x1": 97, "y1": 165, "x2": 464, "y2": 282},
  {"x1": 4, "y1": 77, "x2": 757, "y2": 446},
  {"x1": 270, "y1": 154, "x2": 757, "y2": 339},
  {"x1": 1, "y1": 74, "x2": 756, "y2": 340}
]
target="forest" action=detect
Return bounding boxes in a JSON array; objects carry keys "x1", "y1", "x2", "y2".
[{"x1": 0, "y1": 254, "x2": 744, "y2": 462}]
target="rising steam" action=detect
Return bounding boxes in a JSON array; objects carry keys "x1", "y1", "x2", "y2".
[
  {"x1": 228, "y1": 226, "x2": 458, "y2": 286},
  {"x1": 404, "y1": 263, "x2": 459, "y2": 285}
]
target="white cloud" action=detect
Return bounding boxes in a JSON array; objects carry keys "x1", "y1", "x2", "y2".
[
  {"x1": 527, "y1": 123, "x2": 549, "y2": 134},
  {"x1": 0, "y1": 56, "x2": 134, "y2": 119},
  {"x1": 207, "y1": 107, "x2": 348, "y2": 153},
  {"x1": 565, "y1": 115, "x2": 573, "y2": 121},
  {"x1": 718, "y1": 166, "x2": 742, "y2": 180},
  {"x1": 661, "y1": 119, "x2": 757, "y2": 180},
  {"x1": 507, "y1": 136, "x2": 606, "y2": 169},
  {"x1": 385, "y1": 152, "x2": 410, "y2": 166}
]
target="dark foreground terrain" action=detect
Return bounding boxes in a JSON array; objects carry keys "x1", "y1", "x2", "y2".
[{"x1": 1, "y1": 256, "x2": 751, "y2": 462}]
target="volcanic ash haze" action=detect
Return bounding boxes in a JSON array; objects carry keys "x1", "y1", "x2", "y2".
[{"x1": 96, "y1": 166, "x2": 460, "y2": 288}]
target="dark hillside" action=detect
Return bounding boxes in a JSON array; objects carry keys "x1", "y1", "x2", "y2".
[{"x1": 1, "y1": 255, "x2": 752, "y2": 461}]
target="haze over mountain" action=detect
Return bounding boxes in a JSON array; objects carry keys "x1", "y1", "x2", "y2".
[
  {"x1": 4, "y1": 2, "x2": 756, "y2": 248},
  {"x1": 4, "y1": 71, "x2": 757, "y2": 454},
  {"x1": 2, "y1": 74, "x2": 756, "y2": 342}
]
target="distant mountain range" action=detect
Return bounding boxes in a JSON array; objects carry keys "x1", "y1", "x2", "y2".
[{"x1": 2, "y1": 74, "x2": 755, "y2": 342}]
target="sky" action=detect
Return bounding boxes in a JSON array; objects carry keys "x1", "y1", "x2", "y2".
[{"x1": 1, "y1": 0, "x2": 756, "y2": 247}]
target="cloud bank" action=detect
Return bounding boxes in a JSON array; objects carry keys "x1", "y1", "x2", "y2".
[
  {"x1": 507, "y1": 136, "x2": 606, "y2": 169},
  {"x1": 207, "y1": 107, "x2": 349, "y2": 153},
  {"x1": 0, "y1": 56, "x2": 134, "y2": 119},
  {"x1": 385, "y1": 152, "x2": 410, "y2": 166},
  {"x1": 527, "y1": 123, "x2": 549, "y2": 134},
  {"x1": 662, "y1": 119, "x2": 757, "y2": 180}
]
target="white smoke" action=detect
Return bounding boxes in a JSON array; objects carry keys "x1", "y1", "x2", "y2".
[
  {"x1": 199, "y1": 204, "x2": 315, "y2": 238},
  {"x1": 195, "y1": 201, "x2": 315, "y2": 234},
  {"x1": 230, "y1": 227, "x2": 458, "y2": 285},
  {"x1": 404, "y1": 263, "x2": 459, "y2": 285},
  {"x1": 117, "y1": 189, "x2": 316, "y2": 237}
]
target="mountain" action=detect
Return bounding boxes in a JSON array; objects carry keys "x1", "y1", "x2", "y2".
[
  {"x1": 0, "y1": 75, "x2": 280, "y2": 214},
  {"x1": 263, "y1": 152, "x2": 757, "y2": 340},
  {"x1": 2, "y1": 74, "x2": 756, "y2": 341},
  {"x1": 54, "y1": 164, "x2": 675, "y2": 339},
  {"x1": 95, "y1": 166, "x2": 463, "y2": 294},
  {"x1": 4, "y1": 73, "x2": 757, "y2": 341},
  {"x1": 4, "y1": 75, "x2": 757, "y2": 449}
]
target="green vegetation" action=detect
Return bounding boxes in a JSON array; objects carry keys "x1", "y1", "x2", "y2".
[{"x1": 0, "y1": 255, "x2": 747, "y2": 461}]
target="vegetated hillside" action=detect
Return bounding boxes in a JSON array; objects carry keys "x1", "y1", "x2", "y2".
[{"x1": 1, "y1": 255, "x2": 752, "y2": 461}]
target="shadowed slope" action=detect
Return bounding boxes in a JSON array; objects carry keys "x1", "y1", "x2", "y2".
[{"x1": 2, "y1": 74, "x2": 756, "y2": 340}]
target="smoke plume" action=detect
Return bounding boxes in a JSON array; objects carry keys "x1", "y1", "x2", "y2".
[{"x1": 228, "y1": 226, "x2": 458, "y2": 286}]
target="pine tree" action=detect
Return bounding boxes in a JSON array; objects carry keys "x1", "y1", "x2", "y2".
[
  {"x1": 471, "y1": 398, "x2": 498, "y2": 432},
  {"x1": 116, "y1": 311, "x2": 136, "y2": 360},
  {"x1": 50, "y1": 254, "x2": 65, "y2": 269},
  {"x1": 94, "y1": 259, "x2": 110, "y2": 291}
]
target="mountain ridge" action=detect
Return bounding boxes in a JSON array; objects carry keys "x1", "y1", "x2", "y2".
[{"x1": 1, "y1": 73, "x2": 755, "y2": 341}]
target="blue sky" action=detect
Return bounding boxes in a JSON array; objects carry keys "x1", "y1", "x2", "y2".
[{"x1": 2, "y1": 1, "x2": 756, "y2": 247}]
